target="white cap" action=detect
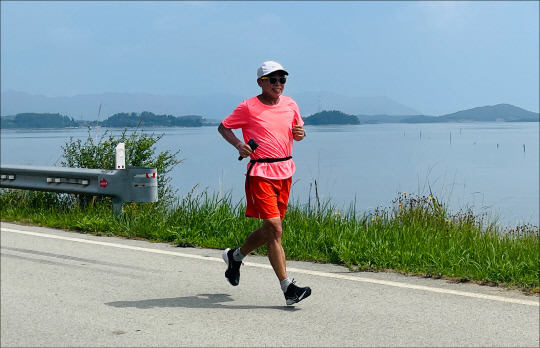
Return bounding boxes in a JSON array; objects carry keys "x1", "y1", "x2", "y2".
[{"x1": 257, "y1": 61, "x2": 289, "y2": 78}]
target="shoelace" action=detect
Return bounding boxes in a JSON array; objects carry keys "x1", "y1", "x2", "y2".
[{"x1": 287, "y1": 278, "x2": 298, "y2": 294}]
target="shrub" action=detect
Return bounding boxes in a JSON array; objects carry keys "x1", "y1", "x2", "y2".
[{"x1": 60, "y1": 127, "x2": 181, "y2": 208}]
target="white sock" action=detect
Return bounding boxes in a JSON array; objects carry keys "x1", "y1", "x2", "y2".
[
  {"x1": 280, "y1": 278, "x2": 293, "y2": 293},
  {"x1": 233, "y1": 248, "x2": 245, "y2": 262}
]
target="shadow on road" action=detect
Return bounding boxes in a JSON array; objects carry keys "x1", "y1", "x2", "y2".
[{"x1": 105, "y1": 293, "x2": 299, "y2": 311}]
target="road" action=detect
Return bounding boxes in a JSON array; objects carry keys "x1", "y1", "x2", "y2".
[{"x1": 1, "y1": 222, "x2": 538, "y2": 347}]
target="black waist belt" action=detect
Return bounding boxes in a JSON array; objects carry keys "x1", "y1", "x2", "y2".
[{"x1": 246, "y1": 156, "x2": 292, "y2": 178}]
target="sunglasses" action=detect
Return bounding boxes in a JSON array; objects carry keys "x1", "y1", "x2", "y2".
[{"x1": 261, "y1": 76, "x2": 287, "y2": 84}]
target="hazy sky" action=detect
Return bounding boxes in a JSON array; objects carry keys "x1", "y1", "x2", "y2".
[{"x1": 1, "y1": 1, "x2": 538, "y2": 116}]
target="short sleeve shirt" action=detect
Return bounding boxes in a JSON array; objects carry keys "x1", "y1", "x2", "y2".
[{"x1": 222, "y1": 95, "x2": 304, "y2": 180}]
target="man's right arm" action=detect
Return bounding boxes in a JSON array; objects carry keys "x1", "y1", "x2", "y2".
[{"x1": 218, "y1": 122, "x2": 252, "y2": 159}]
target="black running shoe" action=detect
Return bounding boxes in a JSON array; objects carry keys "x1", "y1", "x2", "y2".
[
  {"x1": 284, "y1": 279, "x2": 311, "y2": 305},
  {"x1": 222, "y1": 248, "x2": 242, "y2": 286}
]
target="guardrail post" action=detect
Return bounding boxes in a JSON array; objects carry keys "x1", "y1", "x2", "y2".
[
  {"x1": 112, "y1": 142, "x2": 126, "y2": 214},
  {"x1": 112, "y1": 197, "x2": 123, "y2": 215}
]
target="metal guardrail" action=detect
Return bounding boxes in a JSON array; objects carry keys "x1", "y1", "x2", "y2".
[{"x1": 0, "y1": 164, "x2": 158, "y2": 214}]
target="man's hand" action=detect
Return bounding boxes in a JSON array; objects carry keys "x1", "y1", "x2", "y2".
[
  {"x1": 236, "y1": 142, "x2": 253, "y2": 159},
  {"x1": 292, "y1": 125, "x2": 306, "y2": 141}
]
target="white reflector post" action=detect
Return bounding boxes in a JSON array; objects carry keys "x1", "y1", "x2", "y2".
[{"x1": 115, "y1": 142, "x2": 125, "y2": 169}]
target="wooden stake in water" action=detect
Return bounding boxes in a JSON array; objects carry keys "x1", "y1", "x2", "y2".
[{"x1": 94, "y1": 102, "x2": 102, "y2": 144}]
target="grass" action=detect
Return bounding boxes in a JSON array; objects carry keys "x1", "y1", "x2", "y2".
[{"x1": 1, "y1": 188, "x2": 538, "y2": 295}]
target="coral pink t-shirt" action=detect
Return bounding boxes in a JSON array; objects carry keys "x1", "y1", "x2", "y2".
[{"x1": 222, "y1": 95, "x2": 304, "y2": 180}]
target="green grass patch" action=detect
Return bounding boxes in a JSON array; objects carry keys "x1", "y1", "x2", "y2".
[{"x1": 1, "y1": 188, "x2": 538, "y2": 294}]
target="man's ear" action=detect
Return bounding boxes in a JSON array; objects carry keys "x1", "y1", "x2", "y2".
[{"x1": 257, "y1": 78, "x2": 262, "y2": 87}]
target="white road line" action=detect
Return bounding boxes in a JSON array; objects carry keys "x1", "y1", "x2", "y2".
[{"x1": 3, "y1": 227, "x2": 539, "y2": 307}]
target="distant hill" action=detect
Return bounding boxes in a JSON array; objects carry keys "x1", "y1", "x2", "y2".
[
  {"x1": 301, "y1": 104, "x2": 538, "y2": 125},
  {"x1": 400, "y1": 104, "x2": 539, "y2": 123},
  {"x1": 0, "y1": 91, "x2": 241, "y2": 121},
  {"x1": 0, "y1": 90, "x2": 422, "y2": 120},
  {"x1": 439, "y1": 104, "x2": 539, "y2": 122},
  {"x1": 1, "y1": 92, "x2": 537, "y2": 128}
]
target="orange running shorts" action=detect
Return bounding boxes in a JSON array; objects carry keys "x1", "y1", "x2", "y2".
[{"x1": 245, "y1": 176, "x2": 292, "y2": 220}]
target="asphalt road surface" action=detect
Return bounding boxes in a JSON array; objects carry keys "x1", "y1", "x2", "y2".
[{"x1": 1, "y1": 222, "x2": 538, "y2": 347}]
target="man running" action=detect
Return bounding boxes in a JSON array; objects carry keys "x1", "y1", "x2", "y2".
[{"x1": 217, "y1": 60, "x2": 311, "y2": 306}]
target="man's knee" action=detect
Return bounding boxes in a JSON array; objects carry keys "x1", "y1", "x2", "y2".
[{"x1": 263, "y1": 217, "x2": 282, "y2": 241}]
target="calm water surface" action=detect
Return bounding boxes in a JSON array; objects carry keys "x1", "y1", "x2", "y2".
[{"x1": 1, "y1": 122, "x2": 538, "y2": 227}]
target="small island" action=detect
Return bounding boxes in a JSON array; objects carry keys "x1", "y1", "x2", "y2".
[{"x1": 304, "y1": 110, "x2": 360, "y2": 125}]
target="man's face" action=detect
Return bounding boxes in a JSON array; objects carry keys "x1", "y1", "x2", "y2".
[{"x1": 259, "y1": 73, "x2": 287, "y2": 99}]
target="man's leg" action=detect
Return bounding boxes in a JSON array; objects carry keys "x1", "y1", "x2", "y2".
[
  {"x1": 234, "y1": 215, "x2": 311, "y2": 305},
  {"x1": 240, "y1": 217, "x2": 287, "y2": 281},
  {"x1": 223, "y1": 176, "x2": 284, "y2": 286}
]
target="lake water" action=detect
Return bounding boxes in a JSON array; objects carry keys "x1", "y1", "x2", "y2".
[{"x1": 1, "y1": 122, "x2": 538, "y2": 228}]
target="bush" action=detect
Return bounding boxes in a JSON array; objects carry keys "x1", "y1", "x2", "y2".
[{"x1": 60, "y1": 127, "x2": 181, "y2": 208}]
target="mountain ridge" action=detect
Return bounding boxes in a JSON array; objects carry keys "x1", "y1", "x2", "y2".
[
  {"x1": 1, "y1": 91, "x2": 538, "y2": 126},
  {"x1": 1, "y1": 90, "x2": 421, "y2": 120},
  {"x1": 397, "y1": 103, "x2": 539, "y2": 123},
  {"x1": 3, "y1": 104, "x2": 537, "y2": 129},
  {"x1": 307, "y1": 104, "x2": 538, "y2": 125}
]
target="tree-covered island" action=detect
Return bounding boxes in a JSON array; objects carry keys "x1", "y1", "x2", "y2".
[{"x1": 0, "y1": 111, "x2": 210, "y2": 129}]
